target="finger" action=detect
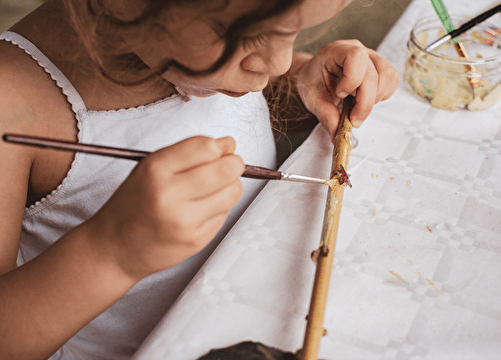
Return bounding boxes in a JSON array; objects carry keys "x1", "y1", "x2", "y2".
[
  {"x1": 174, "y1": 154, "x2": 245, "y2": 200},
  {"x1": 164, "y1": 211, "x2": 230, "y2": 262},
  {"x1": 187, "y1": 212, "x2": 230, "y2": 249},
  {"x1": 308, "y1": 95, "x2": 342, "y2": 141},
  {"x1": 323, "y1": 42, "x2": 370, "y2": 98},
  {"x1": 350, "y1": 61, "x2": 379, "y2": 127},
  {"x1": 368, "y1": 50, "x2": 400, "y2": 103},
  {"x1": 194, "y1": 178, "x2": 243, "y2": 217},
  {"x1": 183, "y1": 179, "x2": 243, "y2": 234},
  {"x1": 149, "y1": 136, "x2": 237, "y2": 174}
]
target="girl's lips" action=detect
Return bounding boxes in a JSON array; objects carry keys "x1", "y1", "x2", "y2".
[{"x1": 218, "y1": 89, "x2": 249, "y2": 97}]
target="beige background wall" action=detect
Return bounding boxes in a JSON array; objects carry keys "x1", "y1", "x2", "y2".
[{"x1": 0, "y1": 0, "x2": 44, "y2": 32}]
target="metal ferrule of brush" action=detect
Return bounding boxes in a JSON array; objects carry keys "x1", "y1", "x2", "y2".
[
  {"x1": 280, "y1": 172, "x2": 327, "y2": 185},
  {"x1": 424, "y1": 34, "x2": 451, "y2": 53}
]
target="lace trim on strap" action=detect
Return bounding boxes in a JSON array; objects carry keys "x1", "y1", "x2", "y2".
[{"x1": 0, "y1": 31, "x2": 87, "y2": 114}]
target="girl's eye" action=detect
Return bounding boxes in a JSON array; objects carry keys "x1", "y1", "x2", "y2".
[{"x1": 241, "y1": 33, "x2": 267, "y2": 50}]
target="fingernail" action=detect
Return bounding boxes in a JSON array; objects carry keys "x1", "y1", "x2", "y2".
[
  {"x1": 216, "y1": 137, "x2": 236, "y2": 154},
  {"x1": 337, "y1": 91, "x2": 348, "y2": 98},
  {"x1": 351, "y1": 120, "x2": 364, "y2": 128},
  {"x1": 226, "y1": 143, "x2": 236, "y2": 154}
]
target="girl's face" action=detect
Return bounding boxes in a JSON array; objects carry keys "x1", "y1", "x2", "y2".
[{"x1": 122, "y1": 0, "x2": 350, "y2": 97}]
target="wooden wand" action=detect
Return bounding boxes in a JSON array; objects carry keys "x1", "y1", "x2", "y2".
[{"x1": 297, "y1": 96, "x2": 356, "y2": 360}]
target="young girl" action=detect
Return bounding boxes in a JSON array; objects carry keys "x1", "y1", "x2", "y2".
[{"x1": 0, "y1": 0, "x2": 398, "y2": 358}]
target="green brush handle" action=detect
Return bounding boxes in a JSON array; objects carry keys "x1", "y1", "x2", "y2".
[{"x1": 430, "y1": 0, "x2": 459, "y2": 43}]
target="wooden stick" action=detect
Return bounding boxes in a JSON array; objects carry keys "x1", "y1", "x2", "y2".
[
  {"x1": 297, "y1": 97, "x2": 355, "y2": 360},
  {"x1": 452, "y1": 42, "x2": 483, "y2": 89}
]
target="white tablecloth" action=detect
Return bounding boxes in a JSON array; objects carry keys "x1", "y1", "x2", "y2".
[{"x1": 134, "y1": 1, "x2": 501, "y2": 359}]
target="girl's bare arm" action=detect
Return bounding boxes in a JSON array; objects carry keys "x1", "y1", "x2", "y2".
[
  {"x1": 0, "y1": 56, "x2": 138, "y2": 359},
  {"x1": 0, "y1": 220, "x2": 137, "y2": 359}
]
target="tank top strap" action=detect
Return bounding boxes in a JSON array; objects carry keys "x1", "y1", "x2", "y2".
[{"x1": 0, "y1": 31, "x2": 87, "y2": 114}]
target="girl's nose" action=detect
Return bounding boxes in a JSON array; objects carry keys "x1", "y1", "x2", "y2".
[{"x1": 240, "y1": 43, "x2": 294, "y2": 77}]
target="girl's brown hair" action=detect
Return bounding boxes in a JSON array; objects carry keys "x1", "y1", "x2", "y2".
[{"x1": 64, "y1": 0, "x2": 303, "y2": 86}]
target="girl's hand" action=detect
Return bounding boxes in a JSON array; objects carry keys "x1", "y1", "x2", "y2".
[
  {"x1": 87, "y1": 136, "x2": 245, "y2": 281},
  {"x1": 295, "y1": 40, "x2": 399, "y2": 140}
]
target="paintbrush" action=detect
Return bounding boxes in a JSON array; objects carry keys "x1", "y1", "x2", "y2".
[
  {"x1": 2, "y1": 133, "x2": 328, "y2": 185},
  {"x1": 428, "y1": 0, "x2": 484, "y2": 89},
  {"x1": 424, "y1": 3, "x2": 501, "y2": 53}
]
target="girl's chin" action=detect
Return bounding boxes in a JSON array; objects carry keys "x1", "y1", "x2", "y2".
[
  {"x1": 176, "y1": 87, "x2": 219, "y2": 98},
  {"x1": 175, "y1": 86, "x2": 251, "y2": 98},
  {"x1": 217, "y1": 89, "x2": 249, "y2": 98}
]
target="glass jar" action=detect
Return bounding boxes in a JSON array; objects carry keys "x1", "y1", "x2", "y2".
[{"x1": 404, "y1": 15, "x2": 501, "y2": 111}]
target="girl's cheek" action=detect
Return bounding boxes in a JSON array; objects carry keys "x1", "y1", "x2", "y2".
[
  {"x1": 240, "y1": 54, "x2": 263, "y2": 74},
  {"x1": 241, "y1": 46, "x2": 293, "y2": 77}
]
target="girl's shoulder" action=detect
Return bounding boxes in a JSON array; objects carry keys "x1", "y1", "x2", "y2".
[
  {"x1": 0, "y1": 37, "x2": 76, "y2": 135},
  {"x1": 0, "y1": 40, "x2": 40, "y2": 215},
  {"x1": 0, "y1": 40, "x2": 45, "y2": 150},
  {"x1": 0, "y1": 37, "x2": 80, "y2": 206},
  {"x1": 0, "y1": 39, "x2": 38, "y2": 113}
]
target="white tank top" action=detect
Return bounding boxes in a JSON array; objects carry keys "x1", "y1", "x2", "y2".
[{"x1": 0, "y1": 31, "x2": 276, "y2": 359}]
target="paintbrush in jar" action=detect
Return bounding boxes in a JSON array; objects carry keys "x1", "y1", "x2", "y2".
[
  {"x1": 2, "y1": 133, "x2": 328, "y2": 185},
  {"x1": 429, "y1": 0, "x2": 484, "y2": 89},
  {"x1": 425, "y1": 3, "x2": 501, "y2": 53}
]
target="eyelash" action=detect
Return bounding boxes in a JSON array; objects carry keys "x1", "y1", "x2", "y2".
[{"x1": 241, "y1": 33, "x2": 267, "y2": 50}]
